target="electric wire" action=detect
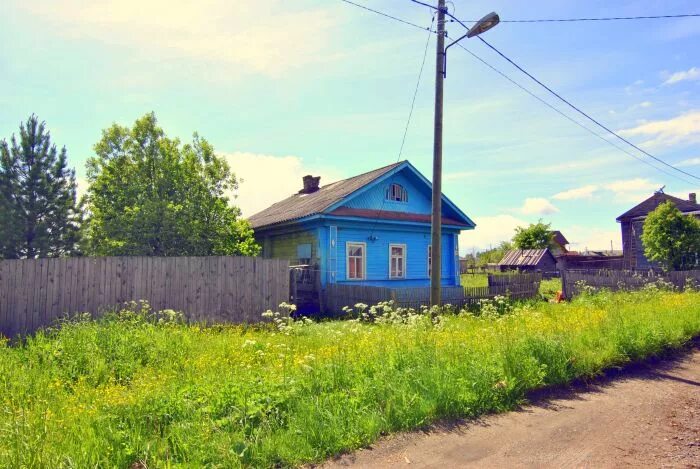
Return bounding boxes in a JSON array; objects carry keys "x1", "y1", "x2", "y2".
[
  {"x1": 410, "y1": 0, "x2": 700, "y2": 182},
  {"x1": 345, "y1": 0, "x2": 699, "y2": 184},
  {"x1": 340, "y1": 0, "x2": 432, "y2": 31},
  {"x1": 368, "y1": 14, "x2": 435, "y2": 243},
  {"x1": 447, "y1": 38, "x2": 698, "y2": 186},
  {"x1": 469, "y1": 13, "x2": 700, "y2": 23},
  {"x1": 475, "y1": 36, "x2": 700, "y2": 182}
]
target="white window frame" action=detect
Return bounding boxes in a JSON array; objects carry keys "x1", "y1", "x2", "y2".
[
  {"x1": 386, "y1": 183, "x2": 408, "y2": 203},
  {"x1": 346, "y1": 242, "x2": 366, "y2": 281},
  {"x1": 389, "y1": 243, "x2": 407, "y2": 279},
  {"x1": 427, "y1": 244, "x2": 432, "y2": 278}
]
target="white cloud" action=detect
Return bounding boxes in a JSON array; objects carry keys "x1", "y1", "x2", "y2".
[
  {"x1": 520, "y1": 197, "x2": 559, "y2": 215},
  {"x1": 552, "y1": 185, "x2": 598, "y2": 201},
  {"x1": 19, "y1": 0, "x2": 339, "y2": 76},
  {"x1": 444, "y1": 171, "x2": 478, "y2": 181},
  {"x1": 222, "y1": 152, "x2": 339, "y2": 217},
  {"x1": 663, "y1": 67, "x2": 700, "y2": 85},
  {"x1": 618, "y1": 110, "x2": 700, "y2": 148},
  {"x1": 459, "y1": 214, "x2": 527, "y2": 253},
  {"x1": 677, "y1": 157, "x2": 700, "y2": 167},
  {"x1": 604, "y1": 178, "x2": 660, "y2": 203}
]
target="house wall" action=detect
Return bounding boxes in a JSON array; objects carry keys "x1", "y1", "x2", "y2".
[
  {"x1": 621, "y1": 220, "x2": 657, "y2": 270},
  {"x1": 329, "y1": 225, "x2": 460, "y2": 287},
  {"x1": 620, "y1": 221, "x2": 634, "y2": 269},
  {"x1": 260, "y1": 230, "x2": 320, "y2": 266},
  {"x1": 343, "y1": 172, "x2": 431, "y2": 214}
]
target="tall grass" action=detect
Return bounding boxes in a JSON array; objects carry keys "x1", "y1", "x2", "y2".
[{"x1": 1, "y1": 289, "x2": 699, "y2": 467}]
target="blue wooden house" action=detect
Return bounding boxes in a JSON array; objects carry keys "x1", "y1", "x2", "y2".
[{"x1": 249, "y1": 161, "x2": 475, "y2": 294}]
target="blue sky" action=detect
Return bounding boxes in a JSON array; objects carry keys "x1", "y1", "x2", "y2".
[{"x1": 2, "y1": 0, "x2": 699, "y2": 253}]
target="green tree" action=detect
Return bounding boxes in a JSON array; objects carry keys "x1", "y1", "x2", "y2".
[
  {"x1": 641, "y1": 201, "x2": 700, "y2": 271},
  {"x1": 83, "y1": 113, "x2": 259, "y2": 257},
  {"x1": 476, "y1": 241, "x2": 513, "y2": 266},
  {"x1": 512, "y1": 221, "x2": 554, "y2": 250},
  {"x1": 0, "y1": 115, "x2": 81, "y2": 259}
]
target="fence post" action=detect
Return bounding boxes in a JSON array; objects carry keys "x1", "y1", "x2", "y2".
[{"x1": 561, "y1": 269, "x2": 568, "y2": 299}]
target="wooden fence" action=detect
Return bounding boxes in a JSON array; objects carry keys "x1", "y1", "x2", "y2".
[
  {"x1": 0, "y1": 256, "x2": 290, "y2": 337},
  {"x1": 324, "y1": 273, "x2": 542, "y2": 313},
  {"x1": 562, "y1": 269, "x2": 700, "y2": 298}
]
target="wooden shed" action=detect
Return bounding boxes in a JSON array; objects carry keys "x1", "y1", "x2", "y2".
[{"x1": 498, "y1": 248, "x2": 558, "y2": 276}]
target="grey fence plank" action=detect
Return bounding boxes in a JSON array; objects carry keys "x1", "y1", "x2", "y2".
[
  {"x1": 563, "y1": 268, "x2": 700, "y2": 299},
  {"x1": 0, "y1": 256, "x2": 290, "y2": 337}
]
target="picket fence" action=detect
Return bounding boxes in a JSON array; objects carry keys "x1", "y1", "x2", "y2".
[
  {"x1": 0, "y1": 256, "x2": 290, "y2": 337},
  {"x1": 324, "y1": 273, "x2": 542, "y2": 313},
  {"x1": 562, "y1": 269, "x2": 700, "y2": 298}
]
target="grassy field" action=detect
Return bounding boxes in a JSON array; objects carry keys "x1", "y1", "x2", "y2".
[{"x1": 1, "y1": 289, "x2": 699, "y2": 467}]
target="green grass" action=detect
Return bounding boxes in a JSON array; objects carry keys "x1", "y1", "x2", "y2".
[
  {"x1": 1, "y1": 290, "x2": 700, "y2": 467},
  {"x1": 460, "y1": 273, "x2": 488, "y2": 288},
  {"x1": 540, "y1": 277, "x2": 563, "y2": 298}
]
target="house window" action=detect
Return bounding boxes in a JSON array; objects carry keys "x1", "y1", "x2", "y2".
[
  {"x1": 346, "y1": 242, "x2": 366, "y2": 280},
  {"x1": 390, "y1": 244, "x2": 406, "y2": 279},
  {"x1": 427, "y1": 245, "x2": 432, "y2": 277},
  {"x1": 386, "y1": 183, "x2": 408, "y2": 202}
]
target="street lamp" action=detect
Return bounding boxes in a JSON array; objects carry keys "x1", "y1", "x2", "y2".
[
  {"x1": 429, "y1": 2, "x2": 499, "y2": 306},
  {"x1": 443, "y1": 12, "x2": 500, "y2": 77}
]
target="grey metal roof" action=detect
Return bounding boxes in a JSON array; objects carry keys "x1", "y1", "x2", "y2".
[
  {"x1": 499, "y1": 249, "x2": 553, "y2": 267},
  {"x1": 248, "y1": 161, "x2": 405, "y2": 229}
]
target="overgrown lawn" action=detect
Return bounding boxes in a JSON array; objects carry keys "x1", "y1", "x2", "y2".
[{"x1": 1, "y1": 289, "x2": 699, "y2": 467}]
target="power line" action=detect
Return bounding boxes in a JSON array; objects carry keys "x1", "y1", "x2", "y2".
[
  {"x1": 340, "y1": 0, "x2": 432, "y2": 31},
  {"x1": 447, "y1": 38, "x2": 697, "y2": 185},
  {"x1": 410, "y1": 1, "x2": 700, "y2": 182},
  {"x1": 347, "y1": 0, "x2": 699, "y2": 183},
  {"x1": 475, "y1": 36, "x2": 700, "y2": 182},
  {"x1": 369, "y1": 14, "x2": 435, "y2": 240},
  {"x1": 466, "y1": 13, "x2": 700, "y2": 23}
]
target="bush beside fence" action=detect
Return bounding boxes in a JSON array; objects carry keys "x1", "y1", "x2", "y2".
[{"x1": 0, "y1": 256, "x2": 290, "y2": 337}]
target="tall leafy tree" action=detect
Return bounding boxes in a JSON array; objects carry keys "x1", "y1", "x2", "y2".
[
  {"x1": 641, "y1": 201, "x2": 700, "y2": 271},
  {"x1": 476, "y1": 241, "x2": 513, "y2": 266},
  {"x1": 84, "y1": 113, "x2": 259, "y2": 256},
  {"x1": 512, "y1": 221, "x2": 554, "y2": 250},
  {"x1": 0, "y1": 115, "x2": 81, "y2": 259}
]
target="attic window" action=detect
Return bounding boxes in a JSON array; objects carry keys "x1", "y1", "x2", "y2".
[{"x1": 386, "y1": 183, "x2": 408, "y2": 202}]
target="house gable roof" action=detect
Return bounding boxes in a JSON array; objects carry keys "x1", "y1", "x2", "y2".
[
  {"x1": 499, "y1": 249, "x2": 555, "y2": 267},
  {"x1": 248, "y1": 160, "x2": 475, "y2": 230},
  {"x1": 248, "y1": 162, "x2": 403, "y2": 229},
  {"x1": 616, "y1": 192, "x2": 700, "y2": 222},
  {"x1": 551, "y1": 230, "x2": 569, "y2": 246}
]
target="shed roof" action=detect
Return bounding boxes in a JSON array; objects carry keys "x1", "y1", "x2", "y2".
[
  {"x1": 499, "y1": 249, "x2": 554, "y2": 267},
  {"x1": 248, "y1": 161, "x2": 403, "y2": 229},
  {"x1": 617, "y1": 192, "x2": 700, "y2": 222},
  {"x1": 551, "y1": 230, "x2": 569, "y2": 246}
]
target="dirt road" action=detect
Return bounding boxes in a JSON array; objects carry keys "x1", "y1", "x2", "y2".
[{"x1": 324, "y1": 348, "x2": 700, "y2": 468}]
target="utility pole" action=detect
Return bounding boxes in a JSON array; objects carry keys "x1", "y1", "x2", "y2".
[{"x1": 430, "y1": 0, "x2": 446, "y2": 306}]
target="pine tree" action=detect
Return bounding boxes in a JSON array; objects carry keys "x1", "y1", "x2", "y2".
[{"x1": 0, "y1": 115, "x2": 81, "y2": 259}]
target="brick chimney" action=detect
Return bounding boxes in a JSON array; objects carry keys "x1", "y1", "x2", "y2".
[
  {"x1": 299, "y1": 175, "x2": 321, "y2": 194},
  {"x1": 690, "y1": 193, "x2": 697, "y2": 204}
]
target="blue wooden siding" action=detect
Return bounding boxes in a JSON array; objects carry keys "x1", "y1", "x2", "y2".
[
  {"x1": 343, "y1": 172, "x2": 432, "y2": 214},
  {"x1": 331, "y1": 225, "x2": 459, "y2": 287}
]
